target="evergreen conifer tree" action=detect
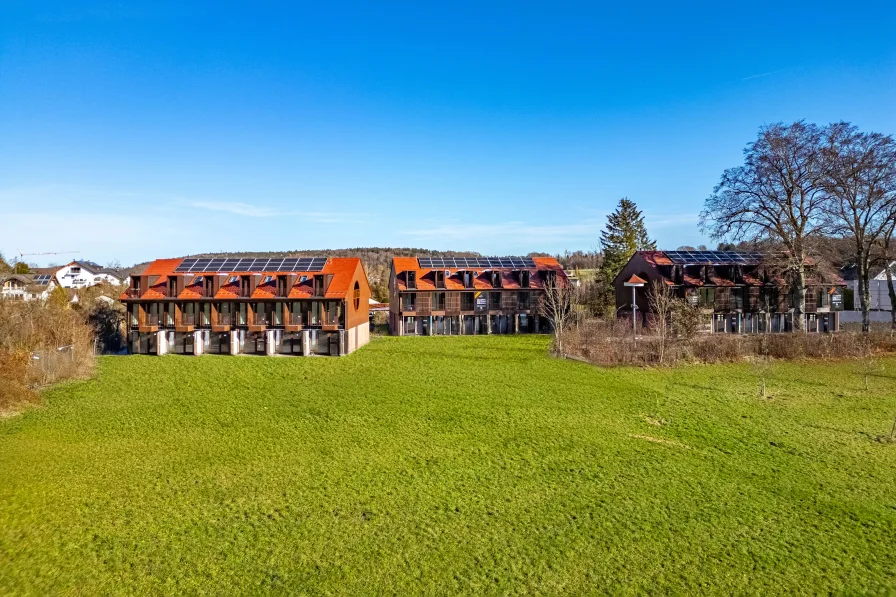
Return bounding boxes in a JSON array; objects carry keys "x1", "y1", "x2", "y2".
[{"x1": 594, "y1": 198, "x2": 655, "y2": 315}]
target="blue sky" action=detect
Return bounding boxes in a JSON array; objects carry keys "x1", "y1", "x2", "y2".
[{"x1": 1, "y1": 1, "x2": 894, "y2": 266}]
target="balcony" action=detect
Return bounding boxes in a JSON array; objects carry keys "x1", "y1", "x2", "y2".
[
  {"x1": 176, "y1": 314, "x2": 195, "y2": 332},
  {"x1": 322, "y1": 313, "x2": 340, "y2": 331},
  {"x1": 285, "y1": 313, "x2": 303, "y2": 332},
  {"x1": 400, "y1": 302, "x2": 416, "y2": 313},
  {"x1": 213, "y1": 313, "x2": 232, "y2": 332},
  {"x1": 248, "y1": 313, "x2": 269, "y2": 333},
  {"x1": 138, "y1": 313, "x2": 160, "y2": 333}
]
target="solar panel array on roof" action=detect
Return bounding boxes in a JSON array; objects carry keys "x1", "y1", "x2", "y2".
[
  {"x1": 663, "y1": 250, "x2": 763, "y2": 265},
  {"x1": 417, "y1": 256, "x2": 536, "y2": 269},
  {"x1": 174, "y1": 257, "x2": 327, "y2": 273},
  {"x1": 33, "y1": 274, "x2": 52, "y2": 285}
]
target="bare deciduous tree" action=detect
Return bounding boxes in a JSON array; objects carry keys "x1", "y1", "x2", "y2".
[
  {"x1": 538, "y1": 274, "x2": 578, "y2": 357},
  {"x1": 820, "y1": 123, "x2": 896, "y2": 332},
  {"x1": 701, "y1": 121, "x2": 830, "y2": 332},
  {"x1": 647, "y1": 280, "x2": 676, "y2": 364}
]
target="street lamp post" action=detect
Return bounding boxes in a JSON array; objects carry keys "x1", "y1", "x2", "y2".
[{"x1": 623, "y1": 275, "x2": 647, "y2": 341}]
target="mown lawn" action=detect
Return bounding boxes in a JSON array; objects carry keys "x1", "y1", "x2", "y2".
[{"x1": 1, "y1": 336, "x2": 896, "y2": 595}]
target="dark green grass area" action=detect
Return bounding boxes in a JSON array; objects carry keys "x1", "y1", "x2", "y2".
[{"x1": 2, "y1": 336, "x2": 896, "y2": 595}]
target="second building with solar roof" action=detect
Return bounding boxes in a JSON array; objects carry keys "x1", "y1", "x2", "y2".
[{"x1": 388, "y1": 256, "x2": 569, "y2": 336}]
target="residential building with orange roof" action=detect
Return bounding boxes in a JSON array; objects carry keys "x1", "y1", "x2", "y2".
[
  {"x1": 121, "y1": 256, "x2": 371, "y2": 356},
  {"x1": 614, "y1": 250, "x2": 846, "y2": 333},
  {"x1": 388, "y1": 256, "x2": 568, "y2": 336}
]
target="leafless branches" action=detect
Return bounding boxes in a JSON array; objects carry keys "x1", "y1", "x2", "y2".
[{"x1": 538, "y1": 275, "x2": 578, "y2": 357}]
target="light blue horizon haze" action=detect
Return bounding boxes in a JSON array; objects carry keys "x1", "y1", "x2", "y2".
[{"x1": 1, "y1": 1, "x2": 894, "y2": 266}]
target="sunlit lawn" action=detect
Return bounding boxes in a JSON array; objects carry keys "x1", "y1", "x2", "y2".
[{"x1": 1, "y1": 335, "x2": 895, "y2": 595}]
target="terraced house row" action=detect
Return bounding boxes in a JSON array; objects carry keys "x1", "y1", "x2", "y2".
[
  {"x1": 615, "y1": 250, "x2": 846, "y2": 333},
  {"x1": 388, "y1": 256, "x2": 567, "y2": 336},
  {"x1": 121, "y1": 257, "x2": 370, "y2": 356}
]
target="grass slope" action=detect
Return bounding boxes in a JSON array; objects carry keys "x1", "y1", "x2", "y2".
[{"x1": 1, "y1": 336, "x2": 895, "y2": 595}]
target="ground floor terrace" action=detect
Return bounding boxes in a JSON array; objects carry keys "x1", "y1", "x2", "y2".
[
  {"x1": 705, "y1": 311, "x2": 840, "y2": 334},
  {"x1": 128, "y1": 324, "x2": 369, "y2": 357},
  {"x1": 390, "y1": 312, "x2": 550, "y2": 336}
]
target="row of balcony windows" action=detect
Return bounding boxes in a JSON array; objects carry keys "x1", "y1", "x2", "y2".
[
  {"x1": 400, "y1": 291, "x2": 534, "y2": 312},
  {"x1": 130, "y1": 301, "x2": 343, "y2": 328}
]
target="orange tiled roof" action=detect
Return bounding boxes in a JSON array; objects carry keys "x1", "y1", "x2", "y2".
[
  {"x1": 121, "y1": 257, "x2": 362, "y2": 301},
  {"x1": 393, "y1": 256, "x2": 567, "y2": 291}
]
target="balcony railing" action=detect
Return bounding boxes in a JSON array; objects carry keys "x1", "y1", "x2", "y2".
[
  {"x1": 145, "y1": 313, "x2": 160, "y2": 326},
  {"x1": 289, "y1": 313, "x2": 303, "y2": 326},
  {"x1": 181, "y1": 314, "x2": 196, "y2": 326},
  {"x1": 254, "y1": 313, "x2": 270, "y2": 326},
  {"x1": 401, "y1": 302, "x2": 416, "y2": 312},
  {"x1": 217, "y1": 313, "x2": 233, "y2": 326}
]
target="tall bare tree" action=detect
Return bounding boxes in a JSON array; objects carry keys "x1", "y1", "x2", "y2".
[
  {"x1": 820, "y1": 123, "x2": 896, "y2": 332},
  {"x1": 538, "y1": 274, "x2": 577, "y2": 357},
  {"x1": 701, "y1": 121, "x2": 829, "y2": 332}
]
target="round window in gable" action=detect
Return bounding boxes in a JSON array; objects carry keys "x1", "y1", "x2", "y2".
[{"x1": 353, "y1": 281, "x2": 361, "y2": 310}]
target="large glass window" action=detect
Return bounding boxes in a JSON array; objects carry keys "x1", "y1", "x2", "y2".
[
  {"x1": 699, "y1": 288, "x2": 715, "y2": 307},
  {"x1": 490, "y1": 292, "x2": 501, "y2": 309}
]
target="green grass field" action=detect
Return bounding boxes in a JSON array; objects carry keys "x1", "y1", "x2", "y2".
[{"x1": 2, "y1": 336, "x2": 896, "y2": 595}]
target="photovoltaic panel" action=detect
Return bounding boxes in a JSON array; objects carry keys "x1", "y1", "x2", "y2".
[
  {"x1": 174, "y1": 257, "x2": 328, "y2": 273},
  {"x1": 33, "y1": 274, "x2": 52, "y2": 285},
  {"x1": 417, "y1": 256, "x2": 536, "y2": 269},
  {"x1": 664, "y1": 250, "x2": 763, "y2": 265}
]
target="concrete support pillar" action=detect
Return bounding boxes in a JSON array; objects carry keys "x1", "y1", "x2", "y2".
[
  {"x1": 230, "y1": 330, "x2": 240, "y2": 354},
  {"x1": 266, "y1": 330, "x2": 276, "y2": 356},
  {"x1": 302, "y1": 330, "x2": 311, "y2": 356},
  {"x1": 193, "y1": 331, "x2": 203, "y2": 355},
  {"x1": 157, "y1": 331, "x2": 168, "y2": 355},
  {"x1": 487, "y1": 314, "x2": 491, "y2": 334},
  {"x1": 429, "y1": 316, "x2": 433, "y2": 336}
]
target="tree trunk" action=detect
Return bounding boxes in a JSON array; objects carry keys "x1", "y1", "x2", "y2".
[
  {"x1": 795, "y1": 265, "x2": 807, "y2": 332},
  {"x1": 886, "y1": 264, "x2": 896, "y2": 331},
  {"x1": 858, "y1": 256, "x2": 872, "y2": 333}
]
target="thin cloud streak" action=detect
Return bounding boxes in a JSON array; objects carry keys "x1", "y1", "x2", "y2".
[
  {"x1": 189, "y1": 201, "x2": 366, "y2": 224},
  {"x1": 741, "y1": 68, "x2": 788, "y2": 81}
]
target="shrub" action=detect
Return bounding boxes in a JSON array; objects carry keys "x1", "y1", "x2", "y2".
[
  {"x1": 559, "y1": 318, "x2": 896, "y2": 367},
  {"x1": 0, "y1": 300, "x2": 94, "y2": 412}
]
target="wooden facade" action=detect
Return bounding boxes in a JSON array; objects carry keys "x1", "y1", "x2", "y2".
[
  {"x1": 387, "y1": 257, "x2": 567, "y2": 336},
  {"x1": 122, "y1": 257, "x2": 371, "y2": 356},
  {"x1": 614, "y1": 251, "x2": 846, "y2": 333}
]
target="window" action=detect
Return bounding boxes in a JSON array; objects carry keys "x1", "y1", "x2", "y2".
[
  {"x1": 761, "y1": 288, "x2": 779, "y2": 310},
  {"x1": 520, "y1": 270, "x2": 530, "y2": 288},
  {"x1": 435, "y1": 270, "x2": 445, "y2": 289},
  {"x1": 401, "y1": 293, "x2": 416, "y2": 311},
  {"x1": 407, "y1": 271, "x2": 417, "y2": 289},
  {"x1": 353, "y1": 281, "x2": 361, "y2": 310},
  {"x1": 518, "y1": 291, "x2": 531, "y2": 309},
  {"x1": 818, "y1": 289, "x2": 829, "y2": 308},
  {"x1": 698, "y1": 287, "x2": 715, "y2": 307},
  {"x1": 462, "y1": 271, "x2": 473, "y2": 288},
  {"x1": 434, "y1": 292, "x2": 446, "y2": 310},
  {"x1": 732, "y1": 288, "x2": 745, "y2": 310},
  {"x1": 491, "y1": 271, "x2": 502, "y2": 288},
  {"x1": 490, "y1": 292, "x2": 501, "y2": 309},
  {"x1": 461, "y1": 292, "x2": 475, "y2": 311}
]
